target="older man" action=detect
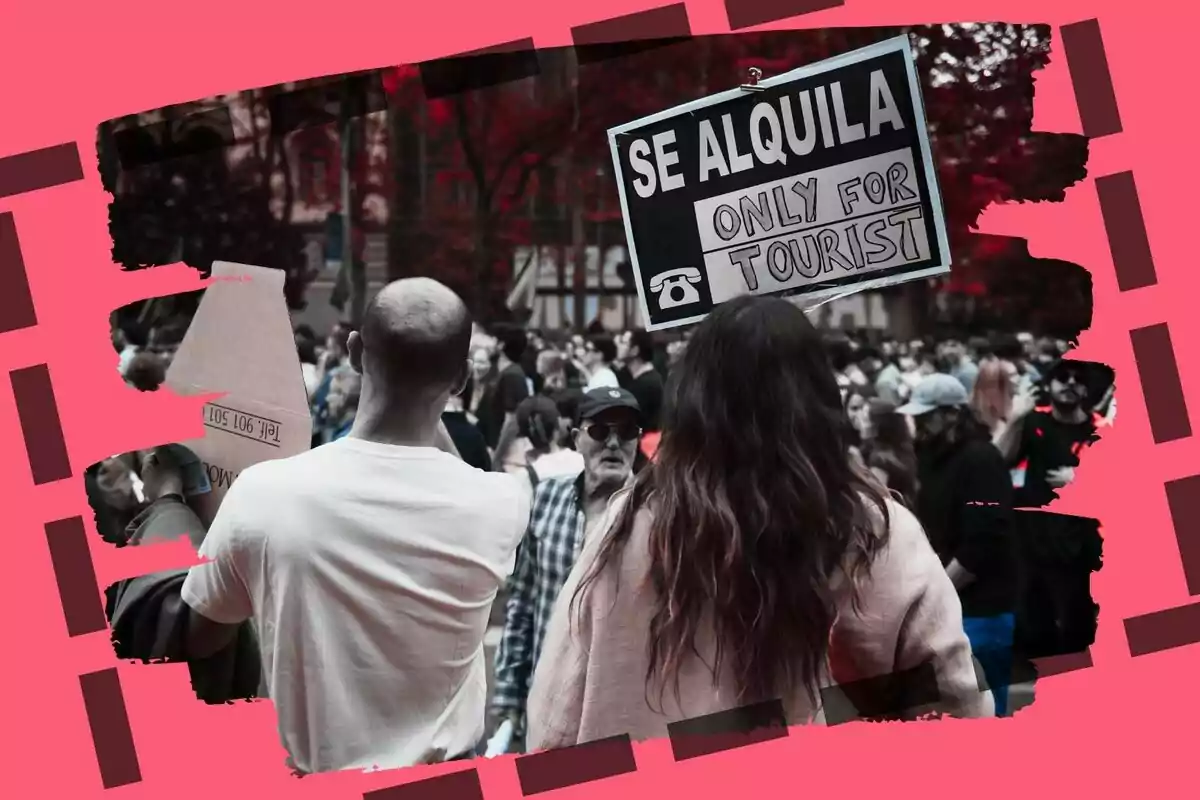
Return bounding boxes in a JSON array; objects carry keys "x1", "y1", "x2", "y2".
[{"x1": 491, "y1": 387, "x2": 641, "y2": 751}]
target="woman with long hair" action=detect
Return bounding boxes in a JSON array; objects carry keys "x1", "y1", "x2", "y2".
[
  {"x1": 526, "y1": 297, "x2": 991, "y2": 748},
  {"x1": 843, "y1": 386, "x2": 874, "y2": 464},
  {"x1": 504, "y1": 394, "x2": 584, "y2": 485},
  {"x1": 467, "y1": 344, "x2": 498, "y2": 420},
  {"x1": 971, "y1": 358, "x2": 1015, "y2": 437}
]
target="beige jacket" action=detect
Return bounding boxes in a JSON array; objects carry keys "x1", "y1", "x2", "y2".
[{"x1": 526, "y1": 494, "x2": 992, "y2": 750}]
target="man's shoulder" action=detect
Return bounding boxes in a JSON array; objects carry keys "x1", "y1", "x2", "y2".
[
  {"x1": 457, "y1": 464, "x2": 533, "y2": 508},
  {"x1": 638, "y1": 369, "x2": 665, "y2": 389},
  {"x1": 501, "y1": 363, "x2": 528, "y2": 381},
  {"x1": 534, "y1": 473, "x2": 580, "y2": 499}
]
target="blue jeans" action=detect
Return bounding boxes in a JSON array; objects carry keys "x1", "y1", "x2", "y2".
[{"x1": 963, "y1": 613, "x2": 1015, "y2": 717}]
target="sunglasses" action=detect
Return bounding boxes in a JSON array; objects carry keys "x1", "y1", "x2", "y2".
[{"x1": 582, "y1": 421, "x2": 641, "y2": 443}]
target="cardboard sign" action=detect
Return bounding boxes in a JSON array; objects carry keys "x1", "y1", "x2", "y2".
[
  {"x1": 608, "y1": 36, "x2": 951, "y2": 331},
  {"x1": 165, "y1": 261, "x2": 312, "y2": 525}
]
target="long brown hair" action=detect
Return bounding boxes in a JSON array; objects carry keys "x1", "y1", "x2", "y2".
[
  {"x1": 571, "y1": 296, "x2": 891, "y2": 710},
  {"x1": 862, "y1": 399, "x2": 918, "y2": 508},
  {"x1": 970, "y1": 358, "x2": 1014, "y2": 432}
]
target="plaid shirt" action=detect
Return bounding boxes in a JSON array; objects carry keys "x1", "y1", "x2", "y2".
[{"x1": 492, "y1": 474, "x2": 587, "y2": 717}]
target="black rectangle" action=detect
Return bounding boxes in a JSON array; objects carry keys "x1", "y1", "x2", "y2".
[
  {"x1": 667, "y1": 698, "x2": 788, "y2": 760},
  {"x1": 516, "y1": 735, "x2": 637, "y2": 794},
  {"x1": 114, "y1": 105, "x2": 235, "y2": 170},
  {"x1": 572, "y1": 4, "x2": 693, "y2": 65},
  {"x1": 608, "y1": 36, "x2": 947, "y2": 331},
  {"x1": 420, "y1": 39, "x2": 541, "y2": 100},
  {"x1": 364, "y1": 768, "x2": 483, "y2": 800},
  {"x1": 1060, "y1": 19, "x2": 1123, "y2": 138},
  {"x1": 0, "y1": 212, "x2": 38, "y2": 333},
  {"x1": 1097, "y1": 171, "x2": 1157, "y2": 291},
  {"x1": 79, "y1": 669, "x2": 142, "y2": 788},
  {"x1": 1166, "y1": 475, "x2": 1200, "y2": 596},
  {"x1": 1126, "y1": 601, "x2": 1200, "y2": 657},
  {"x1": 45, "y1": 517, "x2": 108, "y2": 637},
  {"x1": 820, "y1": 661, "x2": 941, "y2": 723},
  {"x1": 10, "y1": 363, "x2": 72, "y2": 484},
  {"x1": 1130, "y1": 323, "x2": 1191, "y2": 444},
  {"x1": 269, "y1": 72, "x2": 387, "y2": 138},
  {"x1": 0, "y1": 142, "x2": 85, "y2": 199}
]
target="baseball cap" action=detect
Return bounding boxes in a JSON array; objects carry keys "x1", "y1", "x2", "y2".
[
  {"x1": 1043, "y1": 358, "x2": 1086, "y2": 383},
  {"x1": 578, "y1": 386, "x2": 641, "y2": 423},
  {"x1": 896, "y1": 373, "x2": 970, "y2": 416}
]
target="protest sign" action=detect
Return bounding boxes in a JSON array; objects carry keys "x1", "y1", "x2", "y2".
[
  {"x1": 165, "y1": 261, "x2": 312, "y2": 526},
  {"x1": 608, "y1": 35, "x2": 951, "y2": 331}
]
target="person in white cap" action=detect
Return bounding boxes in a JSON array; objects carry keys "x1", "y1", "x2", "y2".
[{"x1": 898, "y1": 372, "x2": 1017, "y2": 716}]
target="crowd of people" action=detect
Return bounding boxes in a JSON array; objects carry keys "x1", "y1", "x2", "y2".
[{"x1": 93, "y1": 282, "x2": 1111, "y2": 774}]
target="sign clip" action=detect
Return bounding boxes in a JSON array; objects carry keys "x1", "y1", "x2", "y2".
[{"x1": 740, "y1": 66, "x2": 765, "y2": 93}]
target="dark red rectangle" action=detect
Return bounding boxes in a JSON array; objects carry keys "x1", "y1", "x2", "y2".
[
  {"x1": 516, "y1": 735, "x2": 637, "y2": 795},
  {"x1": 420, "y1": 38, "x2": 540, "y2": 99},
  {"x1": 821, "y1": 661, "x2": 940, "y2": 723},
  {"x1": 573, "y1": 3, "x2": 690, "y2": 45},
  {"x1": 1096, "y1": 172, "x2": 1157, "y2": 291},
  {"x1": 1165, "y1": 475, "x2": 1200, "y2": 596},
  {"x1": 0, "y1": 142, "x2": 84, "y2": 199},
  {"x1": 0, "y1": 212, "x2": 37, "y2": 334},
  {"x1": 1126, "y1": 602, "x2": 1200, "y2": 657},
  {"x1": 725, "y1": 0, "x2": 845, "y2": 31},
  {"x1": 10, "y1": 363, "x2": 72, "y2": 484},
  {"x1": 364, "y1": 768, "x2": 484, "y2": 800},
  {"x1": 1032, "y1": 649, "x2": 1093, "y2": 678},
  {"x1": 45, "y1": 517, "x2": 107, "y2": 637},
  {"x1": 572, "y1": 4, "x2": 692, "y2": 65},
  {"x1": 1060, "y1": 19, "x2": 1123, "y2": 138},
  {"x1": 668, "y1": 699, "x2": 787, "y2": 760},
  {"x1": 79, "y1": 668, "x2": 142, "y2": 788},
  {"x1": 1129, "y1": 324, "x2": 1191, "y2": 444}
]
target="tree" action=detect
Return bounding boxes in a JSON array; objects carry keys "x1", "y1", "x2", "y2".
[
  {"x1": 102, "y1": 92, "x2": 312, "y2": 311},
  {"x1": 103, "y1": 23, "x2": 1086, "y2": 332},
  {"x1": 377, "y1": 25, "x2": 1086, "y2": 331}
]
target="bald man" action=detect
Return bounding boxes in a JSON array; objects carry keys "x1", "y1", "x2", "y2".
[{"x1": 180, "y1": 279, "x2": 533, "y2": 774}]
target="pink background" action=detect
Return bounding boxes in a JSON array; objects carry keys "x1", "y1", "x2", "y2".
[{"x1": 1, "y1": 0, "x2": 1196, "y2": 796}]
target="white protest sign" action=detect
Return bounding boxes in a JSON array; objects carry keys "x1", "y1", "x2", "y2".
[
  {"x1": 608, "y1": 36, "x2": 951, "y2": 331},
  {"x1": 165, "y1": 261, "x2": 312, "y2": 526}
]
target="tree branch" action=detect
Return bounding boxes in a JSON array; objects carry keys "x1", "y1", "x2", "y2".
[
  {"x1": 487, "y1": 103, "x2": 576, "y2": 214},
  {"x1": 453, "y1": 94, "x2": 490, "y2": 201}
]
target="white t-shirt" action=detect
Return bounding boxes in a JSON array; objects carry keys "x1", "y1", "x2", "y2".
[
  {"x1": 300, "y1": 363, "x2": 321, "y2": 400},
  {"x1": 585, "y1": 366, "x2": 620, "y2": 391},
  {"x1": 180, "y1": 437, "x2": 532, "y2": 774}
]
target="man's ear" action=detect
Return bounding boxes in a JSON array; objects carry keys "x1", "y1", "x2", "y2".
[
  {"x1": 452, "y1": 359, "x2": 471, "y2": 397},
  {"x1": 347, "y1": 331, "x2": 364, "y2": 374}
]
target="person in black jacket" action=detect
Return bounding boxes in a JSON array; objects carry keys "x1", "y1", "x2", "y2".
[
  {"x1": 899, "y1": 373, "x2": 1017, "y2": 716},
  {"x1": 106, "y1": 445, "x2": 262, "y2": 704},
  {"x1": 442, "y1": 376, "x2": 492, "y2": 472}
]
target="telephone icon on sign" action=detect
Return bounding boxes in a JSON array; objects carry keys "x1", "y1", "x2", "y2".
[{"x1": 649, "y1": 267, "x2": 702, "y2": 310}]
